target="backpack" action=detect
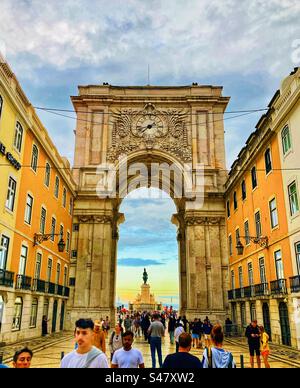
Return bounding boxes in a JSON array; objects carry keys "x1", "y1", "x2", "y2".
[{"x1": 206, "y1": 347, "x2": 234, "y2": 369}]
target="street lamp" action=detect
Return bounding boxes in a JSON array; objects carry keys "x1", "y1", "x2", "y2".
[
  {"x1": 236, "y1": 236, "x2": 269, "y2": 255},
  {"x1": 33, "y1": 233, "x2": 66, "y2": 253}
]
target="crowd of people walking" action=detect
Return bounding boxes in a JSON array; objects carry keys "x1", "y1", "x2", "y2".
[{"x1": 0, "y1": 311, "x2": 271, "y2": 369}]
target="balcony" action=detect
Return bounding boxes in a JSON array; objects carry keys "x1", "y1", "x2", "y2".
[
  {"x1": 0, "y1": 269, "x2": 14, "y2": 288},
  {"x1": 32, "y1": 278, "x2": 46, "y2": 293},
  {"x1": 254, "y1": 283, "x2": 269, "y2": 296},
  {"x1": 270, "y1": 279, "x2": 287, "y2": 295},
  {"x1": 63, "y1": 287, "x2": 70, "y2": 297},
  {"x1": 15, "y1": 275, "x2": 32, "y2": 290},
  {"x1": 57, "y1": 285, "x2": 64, "y2": 296},
  {"x1": 290, "y1": 276, "x2": 300, "y2": 293},
  {"x1": 243, "y1": 285, "x2": 255, "y2": 298},
  {"x1": 47, "y1": 282, "x2": 56, "y2": 295}
]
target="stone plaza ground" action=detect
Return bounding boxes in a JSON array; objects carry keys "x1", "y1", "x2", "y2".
[{"x1": 1, "y1": 331, "x2": 300, "y2": 368}]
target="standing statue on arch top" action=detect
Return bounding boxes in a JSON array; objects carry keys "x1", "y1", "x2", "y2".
[{"x1": 143, "y1": 268, "x2": 148, "y2": 285}]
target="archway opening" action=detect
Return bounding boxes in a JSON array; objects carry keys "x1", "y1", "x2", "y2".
[{"x1": 116, "y1": 187, "x2": 179, "y2": 314}]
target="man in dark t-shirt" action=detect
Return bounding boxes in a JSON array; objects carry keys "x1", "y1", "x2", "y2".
[
  {"x1": 162, "y1": 333, "x2": 202, "y2": 369},
  {"x1": 245, "y1": 320, "x2": 261, "y2": 368}
]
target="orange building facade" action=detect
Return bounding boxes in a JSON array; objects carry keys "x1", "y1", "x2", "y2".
[
  {"x1": 226, "y1": 69, "x2": 300, "y2": 349},
  {"x1": 0, "y1": 58, "x2": 76, "y2": 344}
]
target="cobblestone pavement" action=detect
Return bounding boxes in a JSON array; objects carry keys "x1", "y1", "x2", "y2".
[{"x1": 1, "y1": 332, "x2": 300, "y2": 368}]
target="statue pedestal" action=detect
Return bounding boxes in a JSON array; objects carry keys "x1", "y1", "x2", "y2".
[
  {"x1": 141, "y1": 284, "x2": 151, "y2": 304},
  {"x1": 129, "y1": 283, "x2": 162, "y2": 312}
]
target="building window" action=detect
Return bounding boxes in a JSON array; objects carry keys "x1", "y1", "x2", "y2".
[
  {"x1": 35, "y1": 253, "x2": 42, "y2": 280},
  {"x1": 43, "y1": 299, "x2": 49, "y2": 319},
  {"x1": 51, "y1": 217, "x2": 56, "y2": 242},
  {"x1": 72, "y1": 250, "x2": 78, "y2": 259},
  {"x1": 244, "y1": 220, "x2": 250, "y2": 245},
  {"x1": 73, "y1": 224, "x2": 79, "y2": 232},
  {"x1": 47, "y1": 259, "x2": 52, "y2": 283},
  {"x1": 12, "y1": 297, "x2": 23, "y2": 331},
  {"x1": 0, "y1": 235, "x2": 10, "y2": 270},
  {"x1": 227, "y1": 200, "x2": 230, "y2": 218},
  {"x1": 45, "y1": 163, "x2": 51, "y2": 187},
  {"x1": 241, "y1": 303, "x2": 246, "y2": 327},
  {"x1": 66, "y1": 232, "x2": 70, "y2": 253},
  {"x1": 69, "y1": 198, "x2": 73, "y2": 216},
  {"x1": 0, "y1": 95, "x2": 3, "y2": 119},
  {"x1": 69, "y1": 277, "x2": 76, "y2": 286},
  {"x1": 29, "y1": 299, "x2": 38, "y2": 328},
  {"x1": 233, "y1": 192, "x2": 238, "y2": 210},
  {"x1": 231, "y1": 270, "x2": 235, "y2": 290},
  {"x1": 14, "y1": 122, "x2": 23, "y2": 152},
  {"x1": 251, "y1": 166, "x2": 258, "y2": 189},
  {"x1": 25, "y1": 194, "x2": 33, "y2": 224},
  {"x1": 54, "y1": 176, "x2": 60, "y2": 198},
  {"x1": 60, "y1": 225, "x2": 64, "y2": 241},
  {"x1": 275, "y1": 250, "x2": 284, "y2": 280},
  {"x1": 63, "y1": 267, "x2": 68, "y2": 287},
  {"x1": 259, "y1": 257, "x2": 267, "y2": 284},
  {"x1": 255, "y1": 211, "x2": 262, "y2": 237},
  {"x1": 235, "y1": 228, "x2": 240, "y2": 251},
  {"x1": 265, "y1": 149, "x2": 272, "y2": 175},
  {"x1": 250, "y1": 303, "x2": 257, "y2": 322},
  {"x1": 228, "y1": 235, "x2": 233, "y2": 256},
  {"x1": 62, "y1": 188, "x2": 67, "y2": 208},
  {"x1": 31, "y1": 145, "x2": 39, "y2": 172},
  {"x1": 56, "y1": 263, "x2": 61, "y2": 285},
  {"x1": 295, "y1": 242, "x2": 300, "y2": 276},
  {"x1": 282, "y1": 125, "x2": 292, "y2": 155},
  {"x1": 269, "y1": 198, "x2": 278, "y2": 228},
  {"x1": 288, "y1": 181, "x2": 299, "y2": 216},
  {"x1": 40, "y1": 207, "x2": 47, "y2": 234},
  {"x1": 241, "y1": 180, "x2": 247, "y2": 200},
  {"x1": 248, "y1": 262, "x2": 254, "y2": 285},
  {"x1": 19, "y1": 245, "x2": 28, "y2": 276},
  {"x1": 6, "y1": 177, "x2": 17, "y2": 211},
  {"x1": 238, "y1": 266, "x2": 243, "y2": 288}
]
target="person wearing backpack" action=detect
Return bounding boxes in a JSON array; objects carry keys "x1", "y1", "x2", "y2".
[
  {"x1": 202, "y1": 324, "x2": 236, "y2": 368},
  {"x1": 61, "y1": 319, "x2": 109, "y2": 368},
  {"x1": 109, "y1": 323, "x2": 123, "y2": 362}
]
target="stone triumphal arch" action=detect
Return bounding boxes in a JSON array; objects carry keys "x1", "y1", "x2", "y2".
[{"x1": 66, "y1": 84, "x2": 230, "y2": 328}]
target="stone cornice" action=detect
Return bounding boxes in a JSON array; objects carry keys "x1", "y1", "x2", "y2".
[
  {"x1": 78, "y1": 215, "x2": 113, "y2": 224},
  {"x1": 185, "y1": 216, "x2": 225, "y2": 226}
]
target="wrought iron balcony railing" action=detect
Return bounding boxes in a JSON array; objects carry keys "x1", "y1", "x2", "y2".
[
  {"x1": 47, "y1": 282, "x2": 56, "y2": 295},
  {"x1": 32, "y1": 278, "x2": 46, "y2": 293},
  {"x1": 63, "y1": 287, "x2": 70, "y2": 297},
  {"x1": 254, "y1": 283, "x2": 269, "y2": 296},
  {"x1": 270, "y1": 279, "x2": 287, "y2": 295},
  {"x1": 15, "y1": 274, "x2": 32, "y2": 290},
  {"x1": 290, "y1": 275, "x2": 300, "y2": 293},
  {"x1": 0, "y1": 269, "x2": 14, "y2": 288}
]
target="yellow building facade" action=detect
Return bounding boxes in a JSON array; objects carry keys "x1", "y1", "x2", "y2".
[
  {"x1": 0, "y1": 56, "x2": 76, "y2": 344},
  {"x1": 226, "y1": 68, "x2": 300, "y2": 349}
]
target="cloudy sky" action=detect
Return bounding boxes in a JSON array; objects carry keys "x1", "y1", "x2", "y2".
[{"x1": 1, "y1": 0, "x2": 299, "y2": 306}]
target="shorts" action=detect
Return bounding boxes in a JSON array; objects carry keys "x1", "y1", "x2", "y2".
[
  {"x1": 192, "y1": 334, "x2": 200, "y2": 339},
  {"x1": 204, "y1": 334, "x2": 211, "y2": 340},
  {"x1": 261, "y1": 350, "x2": 270, "y2": 357},
  {"x1": 249, "y1": 344, "x2": 260, "y2": 357}
]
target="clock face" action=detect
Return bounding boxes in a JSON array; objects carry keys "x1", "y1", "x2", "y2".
[{"x1": 133, "y1": 115, "x2": 167, "y2": 138}]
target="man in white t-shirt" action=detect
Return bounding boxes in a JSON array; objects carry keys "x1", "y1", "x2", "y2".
[
  {"x1": 111, "y1": 331, "x2": 144, "y2": 368},
  {"x1": 61, "y1": 318, "x2": 109, "y2": 368}
]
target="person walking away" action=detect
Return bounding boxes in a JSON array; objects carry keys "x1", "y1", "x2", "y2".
[
  {"x1": 168, "y1": 315, "x2": 176, "y2": 345},
  {"x1": 103, "y1": 316, "x2": 110, "y2": 337},
  {"x1": 13, "y1": 348, "x2": 33, "y2": 368},
  {"x1": 191, "y1": 318, "x2": 201, "y2": 349},
  {"x1": 202, "y1": 324, "x2": 236, "y2": 368},
  {"x1": 162, "y1": 333, "x2": 202, "y2": 368},
  {"x1": 109, "y1": 324, "x2": 123, "y2": 362},
  {"x1": 203, "y1": 319, "x2": 213, "y2": 348},
  {"x1": 182, "y1": 315, "x2": 189, "y2": 333},
  {"x1": 61, "y1": 319, "x2": 108, "y2": 368},
  {"x1": 124, "y1": 315, "x2": 132, "y2": 332},
  {"x1": 225, "y1": 318, "x2": 233, "y2": 337},
  {"x1": 92, "y1": 320, "x2": 106, "y2": 353},
  {"x1": 175, "y1": 321, "x2": 185, "y2": 353},
  {"x1": 111, "y1": 331, "x2": 144, "y2": 368},
  {"x1": 260, "y1": 326, "x2": 270, "y2": 368},
  {"x1": 245, "y1": 320, "x2": 261, "y2": 368},
  {"x1": 148, "y1": 313, "x2": 165, "y2": 368}
]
